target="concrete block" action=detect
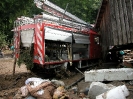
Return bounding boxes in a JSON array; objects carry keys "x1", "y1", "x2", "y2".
[
  {"x1": 88, "y1": 82, "x2": 115, "y2": 99},
  {"x1": 84, "y1": 68, "x2": 133, "y2": 82},
  {"x1": 96, "y1": 85, "x2": 129, "y2": 99}
]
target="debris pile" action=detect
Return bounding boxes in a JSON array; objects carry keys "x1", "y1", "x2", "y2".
[
  {"x1": 84, "y1": 68, "x2": 133, "y2": 99},
  {"x1": 123, "y1": 50, "x2": 133, "y2": 62},
  {"x1": 88, "y1": 82, "x2": 130, "y2": 99},
  {"x1": 96, "y1": 84, "x2": 129, "y2": 99},
  {"x1": 12, "y1": 68, "x2": 133, "y2": 99},
  {"x1": 88, "y1": 82, "x2": 115, "y2": 99},
  {"x1": 13, "y1": 77, "x2": 70, "y2": 99}
]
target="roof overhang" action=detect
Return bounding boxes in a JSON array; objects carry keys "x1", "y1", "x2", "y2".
[{"x1": 94, "y1": 0, "x2": 108, "y2": 29}]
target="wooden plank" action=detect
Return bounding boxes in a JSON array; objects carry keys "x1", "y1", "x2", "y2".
[
  {"x1": 117, "y1": 0, "x2": 127, "y2": 44},
  {"x1": 100, "y1": 14, "x2": 108, "y2": 58},
  {"x1": 102, "y1": 15, "x2": 106, "y2": 47},
  {"x1": 126, "y1": 0, "x2": 133, "y2": 43},
  {"x1": 103, "y1": 6, "x2": 108, "y2": 46},
  {"x1": 100, "y1": 21, "x2": 103, "y2": 46},
  {"x1": 106, "y1": 2, "x2": 112, "y2": 47},
  {"x1": 109, "y1": 0, "x2": 118, "y2": 45},
  {"x1": 114, "y1": 0, "x2": 122, "y2": 45},
  {"x1": 100, "y1": 19, "x2": 105, "y2": 57},
  {"x1": 122, "y1": 0, "x2": 130, "y2": 44},
  {"x1": 108, "y1": 22, "x2": 113, "y2": 46},
  {"x1": 99, "y1": 18, "x2": 103, "y2": 45},
  {"x1": 105, "y1": 2, "x2": 110, "y2": 46},
  {"x1": 108, "y1": 2, "x2": 113, "y2": 46},
  {"x1": 131, "y1": 0, "x2": 133, "y2": 43}
]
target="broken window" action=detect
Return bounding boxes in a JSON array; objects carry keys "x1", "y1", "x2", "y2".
[{"x1": 94, "y1": 36, "x2": 100, "y2": 45}]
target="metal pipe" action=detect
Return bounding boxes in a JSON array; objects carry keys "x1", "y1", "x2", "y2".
[
  {"x1": 75, "y1": 67, "x2": 84, "y2": 76},
  {"x1": 66, "y1": 76, "x2": 84, "y2": 89}
]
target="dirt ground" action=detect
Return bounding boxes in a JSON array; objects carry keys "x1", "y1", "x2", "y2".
[
  {"x1": 0, "y1": 52, "x2": 133, "y2": 99},
  {"x1": 0, "y1": 56, "x2": 87, "y2": 99}
]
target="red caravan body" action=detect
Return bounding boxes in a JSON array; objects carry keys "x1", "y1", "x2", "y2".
[
  {"x1": 13, "y1": 0, "x2": 101, "y2": 69},
  {"x1": 89, "y1": 29, "x2": 101, "y2": 59},
  {"x1": 13, "y1": 18, "x2": 101, "y2": 69}
]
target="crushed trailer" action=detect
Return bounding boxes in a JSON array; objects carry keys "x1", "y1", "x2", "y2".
[{"x1": 13, "y1": 0, "x2": 101, "y2": 71}]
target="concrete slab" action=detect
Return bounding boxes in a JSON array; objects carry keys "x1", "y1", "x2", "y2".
[
  {"x1": 96, "y1": 85, "x2": 129, "y2": 99},
  {"x1": 88, "y1": 82, "x2": 115, "y2": 99},
  {"x1": 85, "y1": 68, "x2": 133, "y2": 82}
]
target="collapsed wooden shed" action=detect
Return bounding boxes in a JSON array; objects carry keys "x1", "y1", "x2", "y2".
[{"x1": 95, "y1": 0, "x2": 133, "y2": 56}]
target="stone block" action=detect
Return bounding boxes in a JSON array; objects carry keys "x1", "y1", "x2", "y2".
[
  {"x1": 88, "y1": 82, "x2": 115, "y2": 99},
  {"x1": 96, "y1": 85, "x2": 129, "y2": 99},
  {"x1": 85, "y1": 68, "x2": 133, "y2": 82}
]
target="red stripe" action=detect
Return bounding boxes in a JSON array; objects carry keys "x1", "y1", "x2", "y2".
[
  {"x1": 33, "y1": 23, "x2": 44, "y2": 65},
  {"x1": 14, "y1": 27, "x2": 20, "y2": 58}
]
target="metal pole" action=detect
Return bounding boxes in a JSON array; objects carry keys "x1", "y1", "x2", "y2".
[
  {"x1": 66, "y1": 76, "x2": 84, "y2": 89},
  {"x1": 75, "y1": 67, "x2": 84, "y2": 76}
]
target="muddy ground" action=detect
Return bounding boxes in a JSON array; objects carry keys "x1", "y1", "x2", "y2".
[
  {"x1": 0, "y1": 52, "x2": 133, "y2": 99},
  {"x1": 0, "y1": 56, "x2": 88, "y2": 99}
]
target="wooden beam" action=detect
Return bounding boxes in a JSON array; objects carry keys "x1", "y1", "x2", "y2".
[
  {"x1": 108, "y1": 2, "x2": 113, "y2": 45},
  {"x1": 122, "y1": 0, "x2": 130, "y2": 44},
  {"x1": 109, "y1": 0, "x2": 118, "y2": 45},
  {"x1": 117, "y1": 0, "x2": 127, "y2": 44},
  {"x1": 126, "y1": 0, "x2": 133, "y2": 43},
  {"x1": 114, "y1": 0, "x2": 122, "y2": 45},
  {"x1": 104, "y1": 3, "x2": 109, "y2": 46}
]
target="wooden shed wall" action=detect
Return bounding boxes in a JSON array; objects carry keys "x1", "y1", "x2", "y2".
[{"x1": 95, "y1": 0, "x2": 133, "y2": 53}]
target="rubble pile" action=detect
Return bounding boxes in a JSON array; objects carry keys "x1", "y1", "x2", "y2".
[
  {"x1": 123, "y1": 50, "x2": 133, "y2": 62},
  {"x1": 89, "y1": 82, "x2": 129, "y2": 99},
  {"x1": 84, "y1": 67, "x2": 133, "y2": 99},
  {"x1": 13, "y1": 77, "x2": 71, "y2": 99},
  {"x1": 12, "y1": 75, "x2": 133, "y2": 99},
  {"x1": 123, "y1": 50, "x2": 133, "y2": 68}
]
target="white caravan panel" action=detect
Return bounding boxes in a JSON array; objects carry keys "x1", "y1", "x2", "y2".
[
  {"x1": 45, "y1": 27, "x2": 72, "y2": 42},
  {"x1": 73, "y1": 33, "x2": 90, "y2": 44},
  {"x1": 21, "y1": 29, "x2": 34, "y2": 47}
]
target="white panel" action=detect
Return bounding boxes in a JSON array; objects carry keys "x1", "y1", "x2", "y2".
[
  {"x1": 21, "y1": 29, "x2": 34, "y2": 47},
  {"x1": 73, "y1": 33, "x2": 90, "y2": 44},
  {"x1": 73, "y1": 54, "x2": 80, "y2": 60},
  {"x1": 45, "y1": 27, "x2": 72, "y2": 42},
  {"x1": 96, "y1": 85, "x2": 129, "y2": 99}
]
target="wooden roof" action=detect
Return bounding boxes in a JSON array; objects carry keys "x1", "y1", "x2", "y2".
[{"x1": 95, "y1": 0, "x2": 108, "y2": 29}]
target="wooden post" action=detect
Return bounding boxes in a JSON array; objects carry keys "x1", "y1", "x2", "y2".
[{"x1": 13, "y1": 58, "x2": 17, "y2": 76}]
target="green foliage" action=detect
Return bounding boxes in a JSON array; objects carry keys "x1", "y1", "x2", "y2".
[
  {"x1": 0, "y1": 0, "x2": 42, "y2": 42},
  {"x1": 17, "y1": 48, "x2": 34, "y2": 70},
  {"x1": 0, "y1": 0, "x2": 42, "y2": 69},
  {"x1": 49, "y1": 0, "x2": 101, "y2": 24},
  {"x1": 0, "y1": 0, "x2": 101, "y2": 43},
  {"x1": 0, "y1": 32, "x2": 8, "y2": 49}
]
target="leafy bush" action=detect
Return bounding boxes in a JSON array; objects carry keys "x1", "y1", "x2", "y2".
[
  {"x1": 0, "y1": 32, "x2": 8, "y2": 49},
  {"x1": 17, "y1": 48, "x2": 34, "y2": 70}
]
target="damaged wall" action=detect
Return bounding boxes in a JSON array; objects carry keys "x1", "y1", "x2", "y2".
[{"x1": 95, "y1": 0, "x2": 133, "y2": 56}]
